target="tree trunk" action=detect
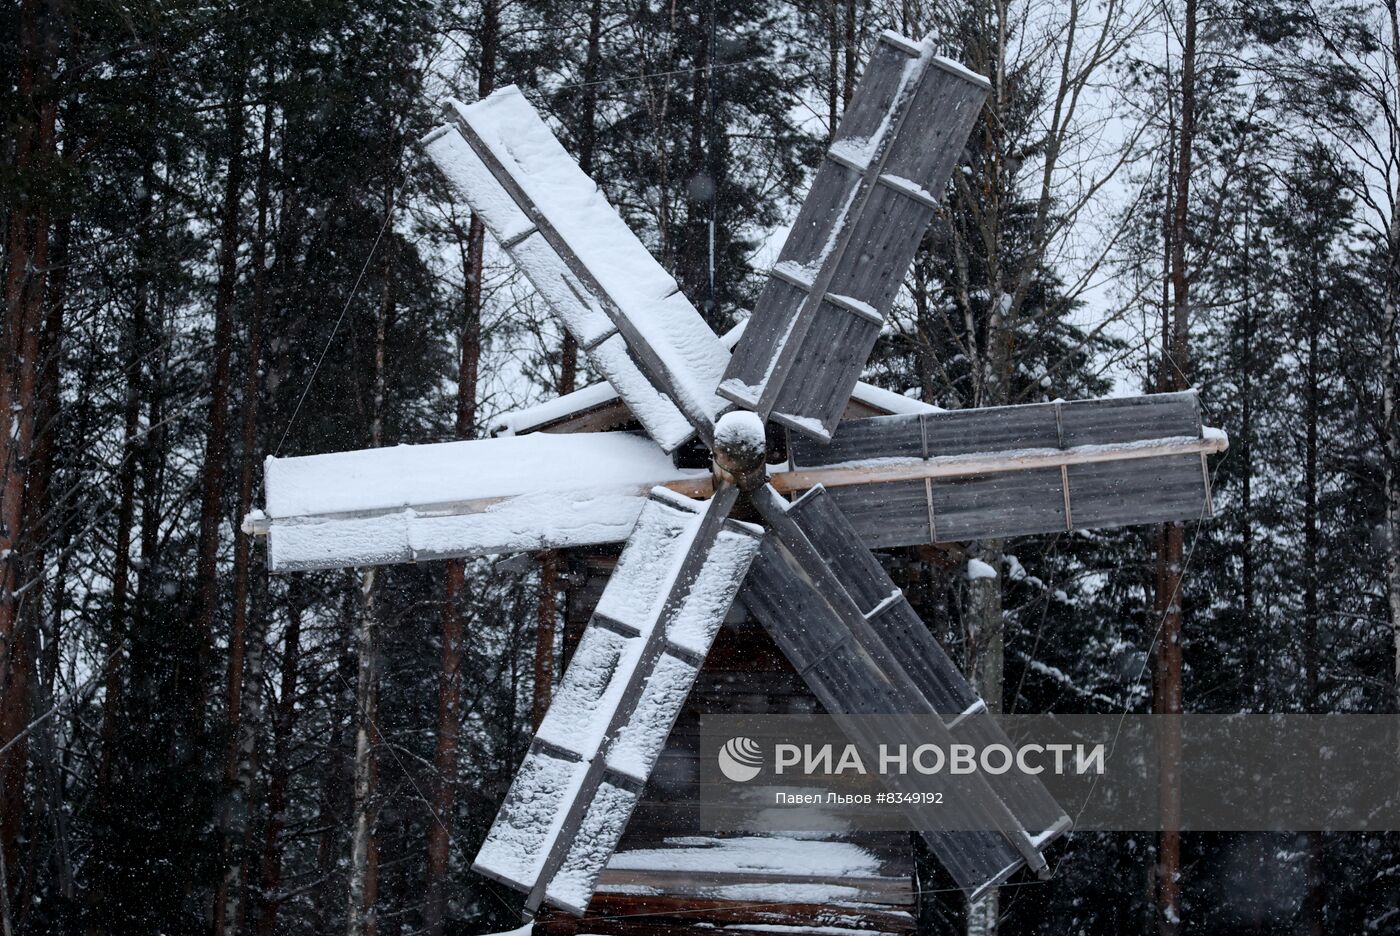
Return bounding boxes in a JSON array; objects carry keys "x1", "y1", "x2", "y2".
[
  {"x1": 311, "y1": 602, "x2": 356, "y2": 935},
  {"x1": 1384, "y1": 0, "x2": 1400, "y2": 724},
  {"x1": 349, "y1": 183, "x2": 395, "y2": 936},
  {"x1": 964, "y1": 539, "x2": 1002, "y2": 936},
  {"x1": 1155, "y1": 1, "x2": 1195, "y2": 931},
  {"x1": 194, "y1": 59, "x2": 249, "y2": 738},
  {"x1": 29, "y1": 207, "x2": 71, "y2": 914},
  {"x1": 424, "y1": 12, "x2": 495, "y2": 931},
  {"x1": 96, "y1": 165, "x2": 152, "y2": 809},
  {"x1": 256, "y1": 581, "x2": 304, "y2": 936},
  {"x1": 1302, "y1": 281, "x2": 1325, "y2": 936},
  {"x1": 842, "y1": 0, "x2": 856, "y2": 107},
  {"x1": 347, "y1": 571, "x2": 380, "y2": 936},
  {"x1": 214, "y1": 99, "x2": 274, "y2": 936},
  {"x1": 0, "y1": 0, "x2": 57, "y2": 902}
]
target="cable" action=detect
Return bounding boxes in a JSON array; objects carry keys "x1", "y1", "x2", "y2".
[{"x1": 273, "y1": 197, "x2": 396, "y2": 456}]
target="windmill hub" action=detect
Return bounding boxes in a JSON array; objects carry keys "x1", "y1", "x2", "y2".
[{"x1": 711, "y1": 410, "x2": 768, "y2": 491}]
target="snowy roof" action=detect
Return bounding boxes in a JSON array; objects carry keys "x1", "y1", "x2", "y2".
[
  {"x1": 424, "y1": 89, "x2": 730, "y2": 452},
  {"x1": 597, "y1": 835, "x2": 917, "y2": 909},
  {"x1": 473, "y1": 490, "x2": 761, "y2": 914}
]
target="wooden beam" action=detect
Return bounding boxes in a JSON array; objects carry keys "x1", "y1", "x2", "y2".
[
  {"x1": 769, "y1": 433, "x2": 1228, "y2": 494},
  {"x1": 250, "y1": 430, "x2": 1226, "y2": 570},
  {"x1": 720, "y1": 36, "x2": 990, "y2": 440},
  {"x1": 248, "y1": 432, "x2": 1226, "y2": 540}
]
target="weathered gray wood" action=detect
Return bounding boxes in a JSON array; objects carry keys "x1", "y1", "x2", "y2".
[
  {"x1": 1059, "y1": 390, "x2": 1201, "y2": 446},
  {"x1": 948, "y1": 713, "x2": 1067, "y2": 835},
  {"x1": 822, "y1": 178, "x2": 934, "y2": 316},
  {"x1": 1067, "y1": 453, "x2": 1210, "y2": 530},
  {"x1": 785, "y1": 393, "x2": 1217, "y2": 548},
  {"x1": 723, "y1": 276, "x2": 806, "y2": 409},
  {"x1": 924, "y1": 405, "x2": 1061, "y2": 457},
  {"x1": 825, "y1": 481, "x2": 932, "y2": 548},
  {"x1": 869, "y1": 597, "x2": 977, "y2": 715},
  {"x1": 781, "y1": 489, "x2": 1071, "y2": 888},
  {"x1": 747, "y1": 485, "x2": 1068, "y2": 896},
  {"x1": 932, "y1": 468, "x2": 1067, "y2": 542},
  {"x1": 743, "y1": 540, "x2": 1022, "y2": 893},
  {"x1": 771, "y1": 158, "x2": 864, "y2": 269},
  {"x1": 720, "y1": 36, "x2": 990, "y2": 440},
  {"x1": 770, "y1": 300, "x2": 883, "y2": 438}
]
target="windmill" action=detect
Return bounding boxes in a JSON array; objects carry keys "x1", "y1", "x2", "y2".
[{"x1": 250, "y1": 29, "x2": 1226, "y2": 922}]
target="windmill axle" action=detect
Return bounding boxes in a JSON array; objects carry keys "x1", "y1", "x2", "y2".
[{"x1": 711, "y1": 410, "x2": 769, "y2": 491}]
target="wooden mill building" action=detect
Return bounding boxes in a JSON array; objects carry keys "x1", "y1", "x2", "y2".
[{"x1": 489, "y1": 334, "x2": 946, "y2": 936}]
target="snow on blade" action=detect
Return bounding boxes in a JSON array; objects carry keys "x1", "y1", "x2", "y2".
[
  {"x1": 472, "y1": 489, "x2": 762, "y2": 914},
  {"x1": 427, "y1": 90, "x2": 731, "y2": 451},
  {"x1": 261, "y1": 433, "x2": 705, "y2": 571}
]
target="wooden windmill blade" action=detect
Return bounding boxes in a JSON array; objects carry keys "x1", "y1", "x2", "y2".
[
  {"x1": 720, "y1": 32, "x2": 990, "y2": 441},
  {"x1": 744, "y1": 484, "x2": 1070, "y2": 898},
  {"x1": 783, "y1": 391, "x2": 1226, "y2": 548},
  {"x1": 421, "y1": 89, "x2": 730, "y2": 453},
  {"x1": 472, "y1": 485, "x2": 763, "y2": 916},
  {"x1": 251, "y1": 432, "x2": 711, "y2": 572}
]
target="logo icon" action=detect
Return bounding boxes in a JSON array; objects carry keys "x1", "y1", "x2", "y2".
[{"x1": 717, "y1": 736, "x2": 763, "y2": 782}]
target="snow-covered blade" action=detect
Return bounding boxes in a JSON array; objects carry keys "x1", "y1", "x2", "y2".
[
  {"x1": 743, "y1": 484, "x2": 1069, "y2": 898},
  {"x1": 472, "y1": 486, "x2": 761, "y2": 915},
  {"x1": 258, "y1": 433, "x2": 706, "y2": 571},
  {"x1": 720, "y1": 31, "x2": 989, "y2": 441},
  {"x1": 422, "y1": 89, "x2": 731, "y2": 452}
]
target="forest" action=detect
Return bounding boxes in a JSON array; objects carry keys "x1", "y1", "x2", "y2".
[{"x1": 3, "y1": 0, "x2": 1400, "y2": 933}]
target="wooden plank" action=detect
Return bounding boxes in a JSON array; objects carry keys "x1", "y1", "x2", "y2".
[
  {"x1": 538, "y1": 893, "x2": 917, "y2": 936},
  {"x1": 770, "y1": 300, "x2": 883, "y2": 439},
  {"x1": 931, "y1": 468, "x2": 1066, "y2": 542},
  {"x1": 1067, "y1": 453, "x2": 1210, "y2": 529},
  {"x1": 427, "y1": 91, "x2": 729, "y2": 451},
  {"x1": 745, "y1": 485, "x2": 1068, "y2": 898},
  {"x1": 472, "y1": 486, "x2": 762, "y2": 916},
  {"x1": 1059, "y1": 390, "x2": 1201, "y2": 446},
  {"x1": 825, "y1": 481, "x2": 932, "y2": 548},
  {"x1": 720, "y1": 36, "x2": 989, "y2": 440}
]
